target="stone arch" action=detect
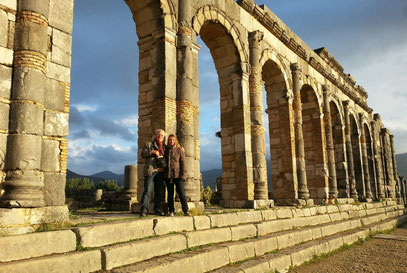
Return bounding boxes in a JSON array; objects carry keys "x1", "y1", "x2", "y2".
[
  {"x1": 363, "y1": 122, "x2": 377, "y2": 199},
  {"x1": 126, "y1": 0, "x2": 177, "y2": 37},
  {"x1": 349, "y1": 113, "x2": 365, "y2": 199},
  {"x1": 191, "y1": 7, "x2": 253, "y2": 205},
  {"x1": 329, "y1": 99, "x2": 348, "y2": 197},
  {"x1": 300, "y1": 84, "x2": 328, "y2": 200},
  {"x1": 261, "y1": 57, "x2": 296, "y2": 202},
  {"x1": 259, "y1": 48, "x2": 291, "y2": 92},
  {"x1": 192, "y1": 6, "x2": 249, "y2": 71},
  {"x1": 125, "y1": 0, "x2": 179, "y2": 200}
]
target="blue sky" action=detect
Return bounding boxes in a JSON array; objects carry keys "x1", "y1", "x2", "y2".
[{"x1": 68, "y1": 0, "x2": 407, "y2": 175}]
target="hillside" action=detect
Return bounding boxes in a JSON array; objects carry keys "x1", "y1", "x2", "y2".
[
  {"x1": 66, "y1": 169, "x2": 124, "y2": 186},
  {"x1": 396, "y1": 153, "x2": 407, "y2": 178}
]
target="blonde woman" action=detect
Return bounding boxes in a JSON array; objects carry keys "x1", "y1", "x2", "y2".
[
  {"x1": 164, "y1": 134, "x2": 189, "y2": 216},
  {"x1": 139, "y1": 129, "x2": 166, "y2": 217}
]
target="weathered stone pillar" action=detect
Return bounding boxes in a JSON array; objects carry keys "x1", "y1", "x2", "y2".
[
  {"x1": 381, "y1": 129, "x2": 395, "y2": 198},
  {"x1": 123, "y1": 165, "x2": 137, "y2": 199},
  {"x1": 359, "y1": 115, "x2": 373, "y2": 199},
  {"x1": 343, "y1": 101, "x2": 358, "y2": 199},
  {"x1": 176, "y1": 0, "x2": 199, "y2": 202},
  {"x1": 322, "y1": 85, "x2": 338, "y2": 199},
  {"x1": 291, "y1": 63, "x2": 309, "y2": 200},
  {"x1": 249, "y1": 31, "x2": 267, "y2": 200},
  {"x1": 0, "y1": 0, "x2": 51, "y2": 207},
  {"x1": 371, "y1": 119, "x2": 385, "y2": 198},
  {"x1": 390, "y1": 135, "x2": 399, "y2": 194},
  {"x1": 135, "y1": 27, "x2": 178, "y2": 202}
]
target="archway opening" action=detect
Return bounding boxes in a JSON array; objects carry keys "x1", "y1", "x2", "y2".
[
  {"x1": 350, "y1": 114, "x2": 364, "y2": 198},
  {"x1": 330, "y1": 101, "x2": 347, "y2": 197},
  {"x1": 364, "y1": 124, "x2": 376, "y2": 199},
  {"x1": 300, "y1": 85, "x2": 327, "y2": 200},
  {"x1": 197, "y1": 21, "x2": 244, "y2": 203}
]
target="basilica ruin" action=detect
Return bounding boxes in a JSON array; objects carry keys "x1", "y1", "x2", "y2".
[
  {"x1": 0, "y1": 0, "x2": 406, "y2": 230},
  {"x1": 1, "y1": 1, "x2": 407, "y2": 272}
]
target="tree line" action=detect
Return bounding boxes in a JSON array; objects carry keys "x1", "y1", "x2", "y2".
[{"x1": 66, "y1": 178, "x2": 123, "y2": 191}]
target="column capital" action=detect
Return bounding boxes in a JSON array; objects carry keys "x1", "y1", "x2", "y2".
[
  {"x1": 290, "y1": 62, "x2": 302, "y2": 74},
  {"x1": 249, "y1": 30, "x2": 264, "y2": 46},
  {"x1": 322, "y1": 84, "x2": 331, "y2": 94},
  {"x1": 343, "y1": 100, "x2": 350, "y2": 110}
]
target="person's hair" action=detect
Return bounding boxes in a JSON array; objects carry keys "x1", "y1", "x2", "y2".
[
  {"x1": 167, "y1": 134, "x2": 180, "y2": 148},
  {"x1": 153, "y1": 129, "x2": 166, "y2": 143}
]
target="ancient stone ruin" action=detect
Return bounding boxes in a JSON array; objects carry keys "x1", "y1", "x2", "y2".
[{"x1": 0, "y1": 0, "x2": 406, "y2": 232}]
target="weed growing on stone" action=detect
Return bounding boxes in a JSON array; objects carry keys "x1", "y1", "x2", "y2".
[{"x1": 76, "y1": 243, "x2": 91, "y2": 252}]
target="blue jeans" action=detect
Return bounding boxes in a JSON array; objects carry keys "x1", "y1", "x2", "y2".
[{"x1": 140, "y1": 171, "x2": 164, "y2": 213}]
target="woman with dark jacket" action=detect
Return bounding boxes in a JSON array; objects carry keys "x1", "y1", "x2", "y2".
[{"x1": 164, "y1": 134, "x2": 189, "y2": 216}]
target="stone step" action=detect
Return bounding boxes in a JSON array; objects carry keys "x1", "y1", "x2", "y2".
[
  {"x1": 72, "y1": 203, "x2": 401, "y2": 248},
  {"x1": 0, "y1": 230, "x2": 76, "y2": 262},
  {"x1": 210, "y1": 216, "x2": 407, "y2": 273},
  {"x1": 108, "y1": 211, "x2": 406, "y2": 273},
  {"x1": 0, "y1": 203, "x2": 404, "y2": 273},
  {"x1": 100, "y1": 209, "x2": 404, "y2": 270}
]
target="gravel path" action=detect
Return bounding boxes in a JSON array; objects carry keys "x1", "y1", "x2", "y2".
[{"x1": 289, "y1": 225, "x2": 407, "y2": 273}]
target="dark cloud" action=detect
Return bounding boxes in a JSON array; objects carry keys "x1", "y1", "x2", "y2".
[
  {"x1": 68, "y1": 145, "x2": 137, "y2": 175},
  {"x1": 69, "y1": 106, "x2": 84, "y2": 125},
  {"x1": 87, "y1": 114, "x2": 136, "y2": 142},
  {"x1": 72, "y1": 129, "x2": 90, "y2": 139}
]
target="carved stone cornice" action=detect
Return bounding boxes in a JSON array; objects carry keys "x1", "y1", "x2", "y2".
[{"x1": 236, "y1": 0, "x2": 372, "y2": 113}]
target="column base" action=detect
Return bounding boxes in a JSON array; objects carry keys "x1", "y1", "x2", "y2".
[
  {"x1": 327, "y1": 198, "x2": 356, "y2": 204},
  {"x1": 220, "y1": 199, "x2": 274, "y2": 209},
  {"x1": 105, "y1": 197, "x2": 138, "y2": 211},
  {"x1": 130, "y1": 201, "x2": 204, "y2": 214},
  {"x1": 0, "y1": 205, "x2": 69, "y2": 236},
  {"x1": 273, "y1": 199, "x2": 314, "y2": 206}
]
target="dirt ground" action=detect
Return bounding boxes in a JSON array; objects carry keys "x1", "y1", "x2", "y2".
[{"x1": 289, "y1": 225, "x2": 407, "y2": 273}]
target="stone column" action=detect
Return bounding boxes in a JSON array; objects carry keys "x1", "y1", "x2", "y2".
[
  {"x1": 291, "y1": 63, "x2": 309, "y2": 200},
  {"x1": 249, "y1": 31, "x2": 267, "y2": 200},
  {"x1": 0, "y1": 1, "x2": 51, "y2": 207},
  {"x1": 343, "y1": 101, "x2": 358, "y2": 199},
  {"x1": 123, "y1": 165, "x2": 137, "y2": 199},
  {"x1": 322, "y1": 85, "x2": 338, "y2": 199},
  {"x1": 371, "y1": 120, "x2": 385, "y2": 198},
  {"x1": 359, "y1": 115, "x2": 373, "y2": 199},
  {"x1": 390, "y1": 135, "x2": 399, "y2": 192},
  {"x1": 176, "y1": 0, "x2": 199, "y2": 201},
  {"x1": 381, "y1": 129, "x2": 395, "y2": 198}
]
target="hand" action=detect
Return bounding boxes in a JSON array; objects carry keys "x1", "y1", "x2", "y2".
[
  {"x1": 151, "y1": 150, "x2": 160, "y2": 156},
  {"x1": 179, "y1": 147, "x2": 185, "y2": 152}
]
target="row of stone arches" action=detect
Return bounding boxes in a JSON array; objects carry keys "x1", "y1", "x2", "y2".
[{"x1": 123, "y1": 1, "x2": 401, "y2": 207}]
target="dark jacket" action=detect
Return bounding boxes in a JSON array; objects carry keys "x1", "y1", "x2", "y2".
[
  {"x1": 141, "y1": 140, "x2": 166, "y2": 176},
  {"x1": 164, "y1": 145, "x2": 187, "y2": 181}
]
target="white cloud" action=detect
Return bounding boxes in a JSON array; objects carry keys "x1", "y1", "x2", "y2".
[
  {"x1": 74, "y1": 104, "x2": 97, "y2": 112},
  {"x1": 117, "y1": 114, "x2": 138, "y2": 127}
]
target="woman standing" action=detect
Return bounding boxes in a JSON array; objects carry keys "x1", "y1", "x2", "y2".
[{"x1": 164, "y1": 134, "x2": 189, "y2": 216}]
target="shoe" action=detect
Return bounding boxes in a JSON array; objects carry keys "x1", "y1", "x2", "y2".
[
  {"x1": 184, "y1": 212, "x2": 190, "y2": 216},
  {"x1": 155, "y1": 211, "x2": 164, "y2": 216},
  {"x1": 169, "y1": 212, "x2": 174, "y2": 217},
  {"x1": 140, "y1": 211, "x2": 147, "y2": 218}
]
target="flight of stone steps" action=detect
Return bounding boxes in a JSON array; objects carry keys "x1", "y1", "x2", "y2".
[{"x1": 0, "y1": 201, "x2": 405, "y2": 273}]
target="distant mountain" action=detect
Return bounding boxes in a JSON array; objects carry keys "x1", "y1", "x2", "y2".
[
  {"x1": 91, "y1": 171, "x2": 124, "y2": 185},
  {"x1": 66, "y1": 169, "x2": 124, "y2": 186},
  {"x1": 201, "y1": 169, "x2": 222, "y2": 190},
  {"x1": 396, "y1": 153, "x2": 407, "y2": 178},
  {"x1": 201, "y1": 159, "x2": 273, "y2": 192}
]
